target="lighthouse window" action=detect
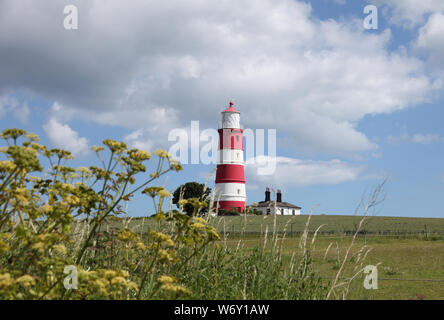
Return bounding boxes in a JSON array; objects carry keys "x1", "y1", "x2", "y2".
[
  {"x1": 236, "y1": 135, "x2": 239, "y2": 141},
  {"x1": 237, "y1": 189, "x2": 240, "y2": 195}
]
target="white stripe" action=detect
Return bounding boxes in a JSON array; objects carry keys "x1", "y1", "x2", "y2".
[
  {"x1": 214, "y1": 183, "x2": 246, "y2": 201},
  {"x1": 218, "y1": 149, "x2": 244, "y2": 165}
]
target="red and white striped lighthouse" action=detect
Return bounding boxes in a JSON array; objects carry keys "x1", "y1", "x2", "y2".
[{"x1": 214, "y1": 100, "x2": 246, "y2": 212}]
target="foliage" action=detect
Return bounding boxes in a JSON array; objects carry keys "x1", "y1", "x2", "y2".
[
  {"x1": 172, "y1": 182, "x2": 211, "y2": 216},
  {"x1": 0, "y1": 128, "x2": 219, "y2": 299}
]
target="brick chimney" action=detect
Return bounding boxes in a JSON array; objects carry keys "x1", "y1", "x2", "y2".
[
  {"x1": 277, "y1": 189, "x2": 282, "y2": 203},
  {"x1": 265, "y1": 187, "x2": 271, "y2": 202}
]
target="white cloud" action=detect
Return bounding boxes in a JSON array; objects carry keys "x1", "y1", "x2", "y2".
[
  {"x1": 387, "y1": 133, "x2": 444, "y2": 144},
  {"x1": 0, "y1": 0, "x2": 437, "y2": 156},
  {"x1": 43, "y1": 116, "x2": 90, "y2": 157},
  {"x1": 371, "y1": 152, "x2": 383, "y2": 159},
  {"x1": 0, "y1": 94, "x2": 30, "y2": 124},
  {"x1": 246, "y1": 155, "x2": 365, "y2": 188},
  {"x1": 371, "y1": 0, "x2": 444, "y2": 28},
  {"x1": 415, "y1": 13, "x2": 444, "y2": 71}
]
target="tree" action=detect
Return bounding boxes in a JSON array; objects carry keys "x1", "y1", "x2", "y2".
[{"x1": 173, "y1": 182, "x2": 211, "y2": 216}]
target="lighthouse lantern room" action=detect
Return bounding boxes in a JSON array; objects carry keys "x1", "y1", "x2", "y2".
[{"x1": 214, "y1": 100, "x2": 247, "y2": 213}]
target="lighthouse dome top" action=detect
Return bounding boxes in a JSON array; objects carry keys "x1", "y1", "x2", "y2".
[
  {"x1": 222, "y1": 100, "x2": 240, "y2": 113},
  {"x1": 220, "y1": 100, "x2": 241, "y2": 129}
]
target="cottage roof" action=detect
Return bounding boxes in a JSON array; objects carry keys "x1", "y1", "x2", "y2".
[{"x1": 250, "y1": 201, "x2": 301, "y2": 209}]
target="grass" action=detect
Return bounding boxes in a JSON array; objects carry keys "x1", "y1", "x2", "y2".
[
  {"x1": 115, "y1": 214, "x2": 444, "y2": 299},
  {"x1": 128, "y1": 214, "x2": 444, "y2": 235},
  {"x1": 71, "y1": 213, "x2": 444, "y2": 299},
  {"x1": 221, "y1": 234, "x2": 444, "y2": 300}
]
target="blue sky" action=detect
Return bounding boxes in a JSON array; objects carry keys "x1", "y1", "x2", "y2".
[{"x1": 1, "y1": 0, "x2": 444, "y2": 218}]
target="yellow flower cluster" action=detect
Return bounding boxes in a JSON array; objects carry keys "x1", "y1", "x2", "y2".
[
  {"x1": 129, "y1": 150, "x2": 151, "y2": 161},
  {"x1": 0, "y1": 240, "x2": 10, "y2": 254},
  {"x1": 154, "y1": 149, "x2": 170, "y2": 158},
  {"x1": 158, "y1": 189, "x2": 171, "y2": 198},
  {"x1": 142, "y1": 186, "x2": 164, "y2": 198},
  {"x1": 76, "y1": 269, "x2": 138, "y2": 299},
  {"x1": 0, "y1": 160, "x2": 16, "y2": 172},
  {"x1": 150, "y1": 231, "x2": 175, "y2": 247},
  {"x1": 0, "y1": 273, "x2": 14, "y2": 288},
  {"x1": 61, "y1": 183, "x2": 75, "y2": 192},
  {"x1": 91, "y1": 145, "x2": 104, "y2": 153},
  {"x1": 38, "y1": 204, "x2": 53, "y2": 214},
  {"x1": 103, "y1": 140, "x2": 127, "y2": 153},
  {"x1": 117, "y1": 229, "x2": 140, "y2": 242},
  {"x1": 16, "y1": 275, "x2": 36, "y2": 287},
  {"x1": 52, "y1": 244, "x2": 67, "y2": 255},
  {"x1": 169, "y1": 159, "x2": 183, "y2": 172},
  {"x1": 158, "y1": 249, "x2": 176, "y2": 263},
  {"x1": 157, "y1": 275, "x2": 191, "y2": 295},
  {"x1": 76, "y1": 166, "x2": 91, "y2": 175}
]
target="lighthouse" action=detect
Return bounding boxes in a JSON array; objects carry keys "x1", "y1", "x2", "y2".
[{"x1": 214, "y1": 100, "x2": 247, "y2": 213}]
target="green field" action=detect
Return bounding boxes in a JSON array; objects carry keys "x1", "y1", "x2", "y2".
[
  {"x1": 128, "y1": 214, "x2": 444, "y2": 236},
  {"x1": 220, "y1": 235, "x2": 444, "y2": 300}
]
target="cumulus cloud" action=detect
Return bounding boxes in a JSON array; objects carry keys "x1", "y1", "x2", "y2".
[
  {"x1": 245, "y1": 155, "x2": 365, "y2": 188},
  {"x1": 387, "y1": 133, "x2": 444, "y2": 144},
  {"x1": 0, "y1": 94, "x2": 30, "y2": 123},
  {"x1": 0, "y1": 0, "x2": 437, "y2": 156},
  {"x1": 43, "y1": 116, "x2": 90, "y2": 157},
  {"x1": 371, "y1": 0, "x2": 444, "y2": 28},
  {"x1": 415, "y1": 13, "x2": 444, "y2": 71}
]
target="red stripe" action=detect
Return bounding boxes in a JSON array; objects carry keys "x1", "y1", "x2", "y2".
[
  {"x1": 215, "y1": 164, "x2": 245, "y2": 183},
  {"x1": 218, "y1": 128, "x2": 243, "y2": 150},
  {"x1": 213, "y1": 200, "x2": 246, "y2": 212}
]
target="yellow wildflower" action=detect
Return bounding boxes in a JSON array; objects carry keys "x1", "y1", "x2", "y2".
[
  {"x1": 39, "y1": 204, "x2": 53, "y2": 214},
  {"x1": 104, "y1": 270, "x2": 117, "y2": 279},
  {"x1": 150, "y1": 172, "x2": 159, "y2": 179},
  {"x1": 154, "y1": 149, "x2": 170, "y2": 158},
  {"x1": 0, "y1": 160, "x2": 16, "y2": 172},
  {"x1": 158, "y1": 189, "x2": 171, "y2": 198},
  {"x1": 66, "y1": 195, "x2": 80, "y2": 206},
  {"x1": 52, "y1": 244, "x2": 67, "y2": 255},
  {"x1": 111, "y1": 277, "x2": 127, "y2": 286},
  {"x1": 191, "y1": 222, "x2": 206, "y2": 230},
  {"x1": 31, "y1": 242, "x2": 45, "y2": 252},
  {"x1": 76, "y1": 167, "x2": 91, "y2": 174},
  {"x1": 0, "y1": 273, "x2": 14, "y2": 288},
  {"x1": 136, "y1": 242, "x2": 147, "y2": 251},
  {"x1": 92, "y1": 145, "x2": 104, "y2": 152},
  {"x1": 0, "y1": 240, "x2": 10, "y2": 253},
  {"x1": 157, "y1": 275, "x2": 175, "y2": 284},
  {"x1": 130, "y1": 150, "x2": 151, "y2": 161},
  {"x1": 160, "y1": 283, "x2": 191, "y2": 295},
  {"x1": 169, "y1": 160, "x2": 183, "y2": 172},
  {"x1": 16, "y1": 275, "x2": 35, "y2": 287},
  {"x1": 193, "y1": 217, "x2": 207, "y2": 225}
]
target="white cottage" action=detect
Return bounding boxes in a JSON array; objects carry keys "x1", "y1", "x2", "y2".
[{"x1": 249, "y1": 188, "x2": 301, "y2": 216}]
